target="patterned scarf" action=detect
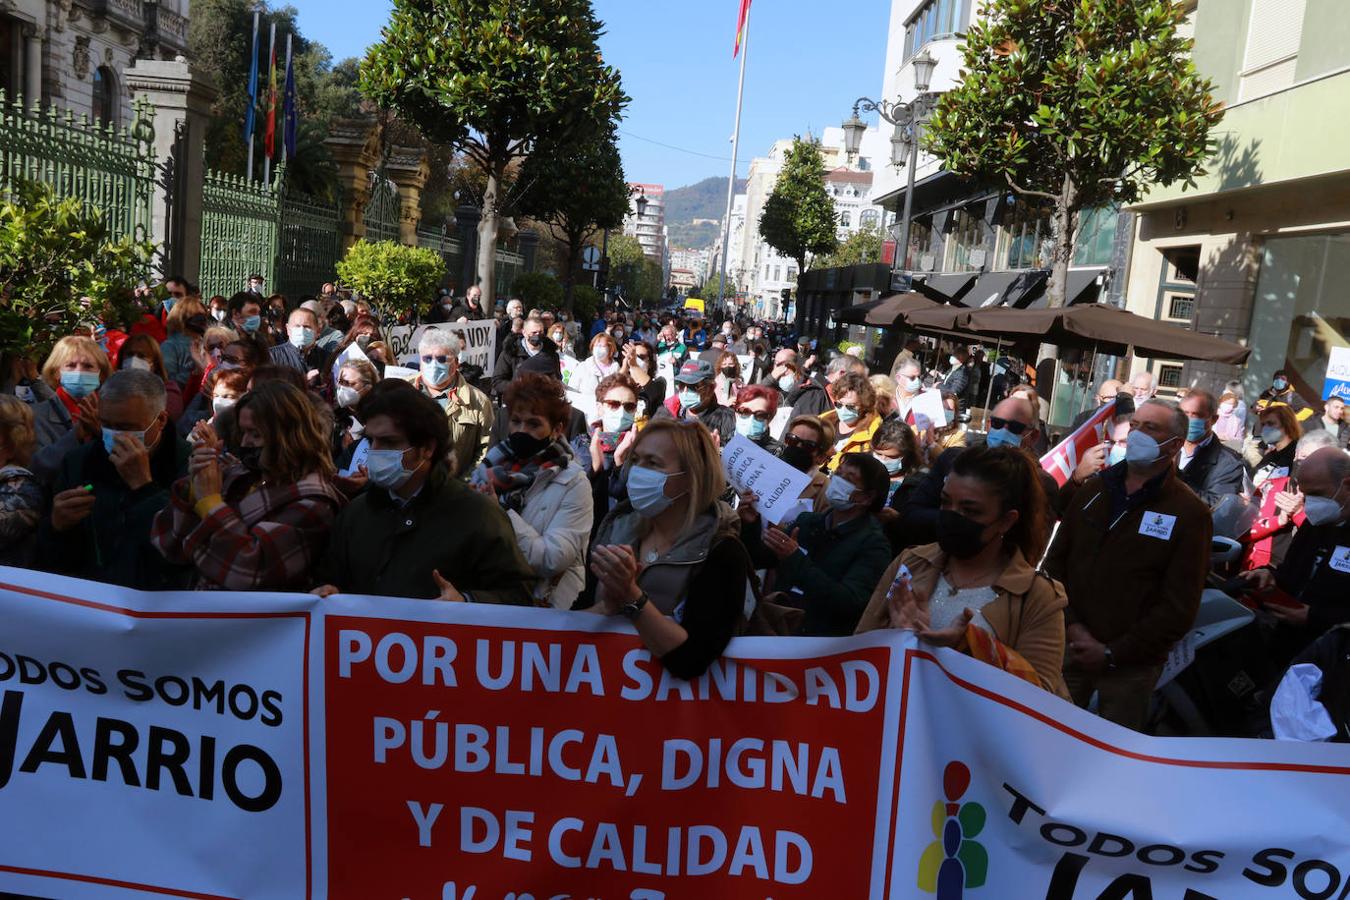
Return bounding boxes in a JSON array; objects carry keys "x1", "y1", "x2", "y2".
[{"x1": 474, "y1": 437, "x2": 571, "y2": 513}]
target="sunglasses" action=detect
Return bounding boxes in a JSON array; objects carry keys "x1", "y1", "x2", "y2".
[
  {"x1": 421, "y1": 354, "x2": 452, "y2": 364},
  {"x1": 600, "y1": 399, "x2": 638, "y2": 413},
  {"x1": 736, "y1": 409, "x2": 773, "y2": 423},
  {"x1": 989, "y1": 416, "x2": 1029, "y2": 435},
  {"x1": 784, "y1": 434, "x2": 821, "y2": 451}
]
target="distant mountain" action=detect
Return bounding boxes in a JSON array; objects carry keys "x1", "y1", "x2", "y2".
[{"x1": 665, "y1": 176, "x2": 747, "y2": 250}]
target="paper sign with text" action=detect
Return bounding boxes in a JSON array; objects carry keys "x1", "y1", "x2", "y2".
[
  {"x1": 1324, "y1": 346, "x2": 1350, "y2": 401},
  {"x1": 721, "y1": 434, "x2": 813, "y2": 525},
  {"x1": 387, "y1": 319, "x2": 498, "y2": 372}
]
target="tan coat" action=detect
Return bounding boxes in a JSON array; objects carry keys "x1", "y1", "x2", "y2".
[
  {"x1": 407, "y1": 371, "x2": 495, "y2": 479},
  {"x1": 856, "y1": 542, "x2": 1070, "y2": 698}
]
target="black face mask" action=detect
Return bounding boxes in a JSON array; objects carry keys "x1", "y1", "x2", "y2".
[
  {"x1": 780, "y1": 445, "x2": 815, "y2": 473},
  {"x1": 936, "y1": 509, "x2": 994, "y2": 559},
  {"x1": 506, "y1": 431, "x2": 552, "y2": 459},
  {"x1": 526, "y1": 334, "x2": 543, "y2": 347},
  {"x1": 236, "y1": 445, "x2": 264, "y2": 474}
]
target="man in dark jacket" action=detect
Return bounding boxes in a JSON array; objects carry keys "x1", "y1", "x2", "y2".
[
  {"x1": 1047, "y1": 398, "x2": 1212, "y2": 730},
  {"x1": 35, "y1": 369, "x2": 190, "y2": 589},
  {"x1": 942, "y1": 346, "x2": 971, "y2": 404},
  {"x1": 1178, "y1": 389, "x2": 1246, "y2": 507},
  {"x1": 654, "y1": 358, "x2": 735, "y2": 445},
  {"x1": 491, "y1": 315, "x2": 558, "y2": 401},
  {"x1": 313, "y1": 381, "x2": 533, "y2": 603},
  {"x1": 269, "y1": 306, "x2": 328, "y2": 386}
]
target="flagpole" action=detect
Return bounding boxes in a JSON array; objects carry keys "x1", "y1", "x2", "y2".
[
  {"x1": 716, "y1": 3, "x2": 750, "y2": 315},
  {"x1": 264, "y1": 21, "x2": 276, "y2": 190},
  {"x1": 245, "y1": 9, "x2": 259, "y2": 182},
  {"x1": 283, "y1": 32, "x2": 293, "y2": 167}
]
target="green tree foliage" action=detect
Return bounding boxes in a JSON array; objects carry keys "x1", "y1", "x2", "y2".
[
  {"x1": 570, "y1": 285, "x2": 602, "y2": 324},
  {"x1": 759, "y1": 138, "x2": 838, "y2": 275},
  {"x1": 604, "y1": 233, "x2": 662, "y2": 306},
  {"x1": 511, "y1": 272, "x2": 565, "y2": 312},
  {"x1": 335, "y1": 240, "x2": 445, "y2": 318},
  {"x1": 516, "y1": 126, "x2": 629, "y2": 313},
  {"x1": 361, "y1": 0, "x2": 628, "y2": 305},
  {"x1": 925, "y1": 0, "x2": 1221, "y2": 307},
  {"x1": 817, "y1": 224, "x2": 886, "y2": 269},
  {"x1": 0, "y1": 182, "x2": 156, "y2": 359}
]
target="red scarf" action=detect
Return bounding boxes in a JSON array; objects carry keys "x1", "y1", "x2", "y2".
[{"x1": 55, "y1": 386, "x2": 81, "y2": 419}]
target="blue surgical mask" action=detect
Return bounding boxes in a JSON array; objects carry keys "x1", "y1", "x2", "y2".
[
  {"x1": 736, "y1": 413, "x2": 767, "y2": 440},
  {"x1": 836, "y1": 404, "x2": 860, "y2": 425},
  {"x1": 904, "y1": 376, "x2": 923, "y2": 393},
  {"x1": 985, "y1": 427, "x2": 1022, "y2": 450},
  {"x1": 779, "y1": 374, "x2": 796, "y2": 392},
  {"x1": 1261, "y1": 425, "x2": 1283, "y2": 446},
  {"x1": 60, "y1": 370, "x2": 101, "y2": 399},
  {"x1": 366, "y1": 448, "x2": 415, "y2": 490},
  {"x1": 875, "y1": 454, "x2": 904, "y2": 475},
  {"x1": 944, "y1": 408, "x2": 956, "y2": 426},
  {"x1": 629, "y1": 465, "x2": 679, "y2": 517},
  {"x1": 825, "y1": 474, "x2": 860, "y2": 511},
  {"x1": 1126, "y1": 428, "x2": 1175, "y2": 466},
  {"x1": 101, "y1": 426, "x2": 147, "y2": 455},
  {"x1": 1186, "y1": 417, "x2": 1208, "y2": 442},
  {"x1": 678, "y1": 388, "x2": 701, "y2": 411},
  {"x1": 289, "y1": 326, "x2": 314, "y2": 349},
  {"x1": 242, "y1": 314, "x2": 262, "y2": 333},
  {"x1": 1108, "y1": 444, "x2": 1128, "y2": 466},
  {"x1": 1273, "y1": 378, "x2": 1289, "y2": 392},
  {"x1": 601, "y1": 408, "x2": 634, "y2": 433},
  {"x1": 424, "y1": 360, "x2": 452, "y2": 386}
]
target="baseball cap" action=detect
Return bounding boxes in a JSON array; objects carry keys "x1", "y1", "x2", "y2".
[{"x1": 675, "y1": 359, "x2": 714, "y2": 385}]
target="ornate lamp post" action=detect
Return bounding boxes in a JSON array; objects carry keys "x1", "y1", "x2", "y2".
[{"x1": 841, "y1": 50, "x2": 937, "y2": 282}]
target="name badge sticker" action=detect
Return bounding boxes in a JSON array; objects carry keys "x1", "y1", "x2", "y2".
[
  {"x1": 1140, "y1": 511, "x2": 1177, "y2": 541},
  {"x1": 1329, "y1": 546, "x2": 1350, "y2": 575}
]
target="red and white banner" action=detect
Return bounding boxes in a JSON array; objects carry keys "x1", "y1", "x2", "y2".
[
  {"x1": 2, "y1": 565, "x2": 1350, "y2": 899},
  {"x1": 1039, "y1": 399, "x2": 1119, "y2": 488}
]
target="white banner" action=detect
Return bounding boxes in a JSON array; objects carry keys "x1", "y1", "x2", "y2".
[
  {"x1": 3, "y1": 566, "x2": 1350, "y2": 899},
  {"x1": 386, "y1": 320, "x2": 498, "y2": 373}
]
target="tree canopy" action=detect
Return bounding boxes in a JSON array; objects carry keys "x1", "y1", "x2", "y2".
[
  {"x1": 758, "y1": 138, "x2": 838, "y2": 275},
  {"x1": 817, "y1": 224, "x2": 885, "y2": 269}
]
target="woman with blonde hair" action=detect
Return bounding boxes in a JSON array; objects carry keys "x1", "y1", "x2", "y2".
[
  {"x1": 0, "y1": 395, "x2": 44, "y2": 565},
  {"x1": 160, "y1": 297, "x2": 208, "y2": 386},
  {"x1": 31, "y1": 336, "x2": 113, "y2": 482},
  {"x1": 585, "y1": 418, "x2": 749, "y2": 679},
  {"x1": 151, "y1": 380, "x2": 345, "y2": 590}
]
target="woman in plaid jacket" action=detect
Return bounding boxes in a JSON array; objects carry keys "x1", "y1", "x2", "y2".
[{"x1": 151, "y1": 381, "x2": 345, "y2": 590}]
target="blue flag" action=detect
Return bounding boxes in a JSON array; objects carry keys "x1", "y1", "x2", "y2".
[
  {"x1": 283, "y1": 36, "x2": 298, "y2": 161},
  {"x1": 243, "y1": 12, "x2": 259, "y2": 144}
]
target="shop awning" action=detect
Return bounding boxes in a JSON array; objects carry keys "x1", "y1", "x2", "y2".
[
  {"x1": 962, "y1": 271, "x2": 1028, "y2": 308},
  {"x1": 914, "y1": 272, "x2": 978, "y2": 304},
  {"x1": 1021, "y1": 267, "x2": 1109, "y2": 309}
]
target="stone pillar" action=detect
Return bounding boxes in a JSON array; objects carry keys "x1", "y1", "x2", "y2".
[
  {"x1": 516, "y1": 229, "x2": 540, "y2": 273},
  {"x1": 23, "y1": 25, "x2": 42, "y2": 104},
  {"x1": 325, "y1": 117, "x2": 382, "y2": 252},
  {"x1": 385, "y1": 146, "x2": 430, "y2": 246},
  {"x1": 125, "y1": 59, "x2": 218, "y2": 283},
  {"x1": 454, "y1": 204, "x2": 482, "y2": 293}
]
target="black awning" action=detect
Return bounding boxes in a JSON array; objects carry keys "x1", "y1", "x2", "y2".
[
  {"x1": 914, "y1": 272, "x2": 978, "y2": 304},
  {"x1": 1021, "y1": 267, "x2": 1110, "y2": 309},
  {"x1": 962, "y1": 271, "x2": 1026, "y2": 308}
]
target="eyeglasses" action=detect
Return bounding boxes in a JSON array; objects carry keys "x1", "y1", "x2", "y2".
[
  {"x1": 600, "y1": 399, "x2": 638, "y2": 413},
  {"x1": 421, "y1": 354, "x2": 452, "y2": 365},
  {"x1": 784, "y1": 433, "x2": 821, "y2": 451},
  {"x1": 221, "y1": 353, "x2": 246, "y2": 365},
  {"x1": 989, "y1": 416, "x2": 1029, "y2": 435},
  {"x1": 736, "y1": 409, "x2": 773, "y2": 423}
]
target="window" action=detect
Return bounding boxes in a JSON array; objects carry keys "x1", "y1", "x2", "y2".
[
  {"x1": 1166, "y1": 294, "x2": 1195, "y2": 320},
  {"x1": 996, "y1": 199, "x2": 1052, "y2": 269},
  {"x1": 1073, "y1": 205, "x2": 1120, "y2": 267},
  {"x1": 92, "y1": 66, "x2": 118, "y2": 127},
  {"x1": 1157, "y1": 365, "x2": 1184, "y2": 389},
  {"x1": 905, "y1": 0, "x2": 967, "y2": 59},
  {"x1": 773, "y1": 266, "x2": 781, "y2": 282},
  {"x1": 839, "y1": 211, "x2": 852, "y2": 228},
  {"x1": 945, "y1": 207, "x2": 989, "y2": 273},
  {"x1": 860, "y1": 209, "x2": 880, "y2": 230},
  {"x1": 1239, "y1": 0, "x2": 1306, "y2": 100}
]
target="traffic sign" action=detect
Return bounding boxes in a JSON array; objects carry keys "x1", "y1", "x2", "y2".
[{"x1": 582, "y1": 246, "x2": 601, "y2": 271}]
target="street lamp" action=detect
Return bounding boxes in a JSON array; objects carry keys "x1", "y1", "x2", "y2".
[
  {"x1": 842, "y1": 50, "x2": 938, "y2": 282},
  {"x1": 634, "y1": 192, "x2": 649, "y2": 218}
]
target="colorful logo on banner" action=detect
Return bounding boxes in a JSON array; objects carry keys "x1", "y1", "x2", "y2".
[{"x1": 918, "y1": 761, "x2": 988, "y2": 898}]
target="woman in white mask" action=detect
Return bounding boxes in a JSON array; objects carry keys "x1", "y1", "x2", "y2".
[
  {"x1": 571, "y1": 332, "x2": 621, "y2": 420},
  {"x1": 576, "y1": 373, "x2": 643, "y2": 535},
  {"x1": 585, "y1": 418, "x2": 748, "y2": 679},
  {"x1": 117, "y1": 333, "x2": 183, "y2": 421},
  {"x1": 620, "y1": 340, "x2": 666, "y2": 414},
  {"x1": 332, "y1": 359, "x2": 380, "y2": 494}
]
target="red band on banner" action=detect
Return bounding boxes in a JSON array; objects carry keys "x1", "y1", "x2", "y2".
[{"x1": 0, "y1": 864, "x2": 239, "y2": 900}]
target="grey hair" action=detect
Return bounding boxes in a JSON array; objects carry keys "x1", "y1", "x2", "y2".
[
  {"x1": 1141, "y1": 398, "x2": 1186, "y2": 442},
  {"x1": 419, "y1": 327, "x2": 463, "y2": 357},
  {"x1": 1297, "y1": 429, "x2": 1339, "y2": 457},
  {"x1": 827, "y1": 355, "x2": 866, "y2": 377},
  {"x1": 100, "y1": 369, "x2": 166, "y2": 417}
]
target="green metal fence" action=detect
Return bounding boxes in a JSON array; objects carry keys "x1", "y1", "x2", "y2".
[
  {"x1": 199, "y1": 169, "x2": 279, "y2": 299},
  {"x1": 364, "y1": 176, "x2": 401, "y2": 244},
  {"x1": 495, "y1": 249, "x2": 525, "y2": 299},
  {"x1": 0, "y1": 89, "x2": 155, "y2": 242},
  {"x1": 417, "y1": 226, "x2": 463, "y2": 287},
  {"x1": 276, "y1": 185, "x2": 342, "y2": 300}
]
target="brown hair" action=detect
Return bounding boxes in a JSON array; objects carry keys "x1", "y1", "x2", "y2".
[
  {"x1": 594, "y1": 372, "x2": 641, "y2": 403},
  {"x1": 1259, "y1": 402, "x2": 1303, "y2": 443},
  {"x1": 41, "y1": 336, "x2": 111, "y2": 389},
  {"x1": 165, "y1": 297, "x2": 207, "y2": 335},
  {"x1": 504, "y1": 371, "x2": 571, "y2": 428},
  {"x1": 0, "y1": 394, "x2": 37, "y2": 466},
  {"x1": 716, "y1": 350, "x2": 741, "y2": 377},
  {"x1": 633, "y1": 418, "x2": 727, "y2": 535},
  {"x1": 950, "y1": 444, "x2": 1050, "y2": 563},
  {"x1": 833, "y1": 371, "x2": 877, "y2": 416},
  {"x1": 118, "y1": 333, "x2": 168, "y2": 380},
  {"x1": 787, "y1": 414, "x2": 835, "y2": 451},
  {"x1": 234, "y1": 381, "x2": 335, "y2": 481},
  {"x1": 208, "y1": 369, "x2": 250, "y2": 396}
]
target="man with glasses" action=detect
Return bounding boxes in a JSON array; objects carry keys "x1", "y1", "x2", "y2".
[
  {"x1": 1047, "y1": 398, "x2": 1212, "y2": 730},
  {"x1": 655, "y1": 359, "x2": 735, "y2": 446},
  {"x1": 1070, "y1": 378, "x2": 1125, "y2": 431},
  {"x1": 407, "y1": 328, "x2": 494, "y2": 479}
]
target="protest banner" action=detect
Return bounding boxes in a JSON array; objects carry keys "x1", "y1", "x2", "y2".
[
  {"x1": 1039, "y1": 398, "x2": 1118, "y2": 488},
  {"x1": 330, "y1": 340, "x2": 370, "y2": 385},
  {"x1": 386, "y1": 320, "x2": 498, "y2": 373},
  {"x1": 1324, "y1": 346, "x2": 1350, "y2": 401},
  {"x1": 4, "y1": 566, "x2": 1350, "y2": 899},
  {"x1": 910, "y1": 388, "x2": 948, "y2": 428},
  {"x1": 721, "y1": 434, "x2": 813, "y2": 525}
]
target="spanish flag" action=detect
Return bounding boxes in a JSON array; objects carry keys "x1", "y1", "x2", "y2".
[
  {"x1": 264, "y1": 25, "x2": 277, "y2": 160},
  {"x1": 733, "y1": 0, "x2": 752, "y2": 58}
]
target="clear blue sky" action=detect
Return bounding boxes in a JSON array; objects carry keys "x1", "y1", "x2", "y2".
[{"x1": 285, "y1": 0, "x2": 891, "y2": 190}]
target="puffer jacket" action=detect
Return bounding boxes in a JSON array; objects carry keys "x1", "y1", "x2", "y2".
[{"x1": 504, "y1": 453, "x2": 594, "y2": 609}]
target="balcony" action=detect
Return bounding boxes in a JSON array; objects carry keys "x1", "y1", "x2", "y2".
[
  {"x1": 144, "y1": 1, "x2": 190, "y2": 55},
  {"x1": 76, "y1": 0, "x2": 144, "y2": 33}
]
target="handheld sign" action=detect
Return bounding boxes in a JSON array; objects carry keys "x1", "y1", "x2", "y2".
[{"x1": 721, "y1": 434, "x2": 812, "y2": 525}]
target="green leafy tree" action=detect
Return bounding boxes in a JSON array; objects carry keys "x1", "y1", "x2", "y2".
[
  {"x1": 759, "y1": 137, "x2": 838, "y2": 275},
  {"x1": 817, "y1": 224, "x2": 886, "y2": 269},
  {"x1": 511, "y1": 272, "x2": 565, "y2": 311},
  {"x1": 335, "y1": 240, "x2": 445, "y2": 319},
  {"x1": 925, "y1": 0, "x2": 1222, "y2": 307},
  {"x1": 361, "y1": 0, "x2": 628, "y2": 305},
  {"x1": 516, "y1": 126, "x2": 629, "y2": 313},
  {"x1": 0, "y1": 182, "x2": 156, "y2": 360},
  {"x1": 604, "y1": 232, "x2": 646, "y2": 302}
]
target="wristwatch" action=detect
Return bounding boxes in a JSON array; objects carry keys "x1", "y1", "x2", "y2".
[
  {"x1": 620, "y1": 591, "x2": 650, "y2": 621},
  {"x1": 1103, "y1": 646, "x2": 1117, "y2": 671}
]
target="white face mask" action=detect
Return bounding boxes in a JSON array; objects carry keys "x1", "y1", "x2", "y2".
[
  {"x1": 124, "y1": 357, "x2": 152, "y2": 372},
  {"x1": 212, "y1": 396, "x2": 236, "y2": 417}
]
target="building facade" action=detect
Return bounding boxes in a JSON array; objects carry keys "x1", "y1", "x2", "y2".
[
  {"x1": 623, "y1": 182, "x2": 669, "y2": 279},
  {"x1": 669, "y1": 247, "x2": 710, "y2": 286},
  {"x1": 1123, "y1": 0, "x2": 1350, "y2": 404},
  {"x1": 2, "y1": 0, "x2": 190, "y2": 126}
]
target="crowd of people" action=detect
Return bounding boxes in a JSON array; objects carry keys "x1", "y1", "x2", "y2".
[{"x1": 2, "y1": 274, "x2": 1346, "y2": 740}]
